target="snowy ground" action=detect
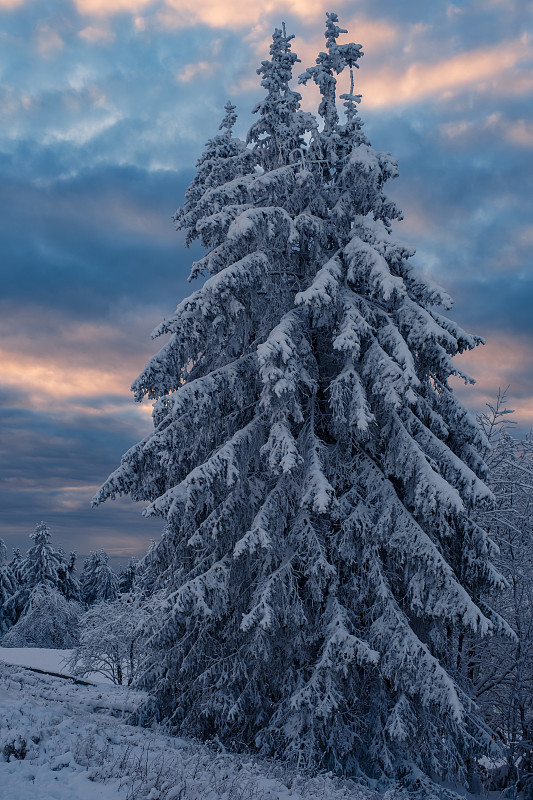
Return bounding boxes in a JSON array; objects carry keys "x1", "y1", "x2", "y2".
[
  {"x1": 0, "y1": 654, "x2": 382, "y2": 800},
  {"x1": 0, "y1": 646, "x2": 73, "y2": 674},
  {"x1": 0, "y1": 646, "x2": 112, "y2": 683}
]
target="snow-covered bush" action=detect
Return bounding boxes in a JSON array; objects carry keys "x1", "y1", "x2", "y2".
[
  {"x1": 68, "y1": 594, "x2": 149, "y2": 685},
  {"x1": 2, "y1": 582, "x2": 81, "y2": 648},
  {"x1": 472, "y1": 394, "x2": 533, "y2": 793}
]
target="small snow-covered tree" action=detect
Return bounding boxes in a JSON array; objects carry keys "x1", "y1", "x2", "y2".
[
  {"x1": 68, "y1": 594, "x2": 149, "y2": 685},
  {"x1": 2, "y1": 582, "x2": 81, "y2": 649},
  {"x1": 471, "y1": 394, "x2": 533, "y2": 792},
  {"x1": 118, "y1": 557, "x2": 138, "y2": 594},
  {"x1": 21, "y1": 521, "x2": 62, "y2": 591},
  {"x1": 6, "y1": 522, "x2": 69, "y2": 624},
  {"x1": 246, "y1": 23, "x2": 315, "y2": 170},
  {"x1": 9, "y1": 547, "x2": 24, "y2": 583},
  {"x1": 56, "y1": 549, "x2": 81, "y2": 602},
  {"x1": 0, "y1": 538, "x2": 18, "y2": 636},
  {"x1": 94, "y1": 14, "x2": 504, "y2": 788},
  {"x1": 80, "y1": 550, "x2": 119, "y2": 606}
]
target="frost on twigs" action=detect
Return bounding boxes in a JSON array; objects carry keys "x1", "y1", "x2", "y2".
[{"x1": 94, "y1": 11, "x2": 503, "y2": 791}]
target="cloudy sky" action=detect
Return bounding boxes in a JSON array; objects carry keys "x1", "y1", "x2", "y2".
[{"x1": 1, "y1": 0, "x2": 532, "y2": 565}]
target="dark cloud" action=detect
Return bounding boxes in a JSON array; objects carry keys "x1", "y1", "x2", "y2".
[
  {"x1": 1, "y1": 160, "x2": 199, "y2": 317},
  {"x1": 0, "y1": 401, "x2": 163, "y2": 560}
]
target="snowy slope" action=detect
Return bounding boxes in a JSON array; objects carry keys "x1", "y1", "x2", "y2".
[{"x1": 0, "y1": 659, "x2": 382, "y2": 800}]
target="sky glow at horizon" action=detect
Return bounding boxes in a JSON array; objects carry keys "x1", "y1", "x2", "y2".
[{"x1": 1, "y1": 0, "x2": 532, "y2": 565}]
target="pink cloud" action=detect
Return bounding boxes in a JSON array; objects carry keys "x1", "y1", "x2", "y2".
[
  {"x1": 450, "y1": 336, "x2": 533, "y2": 431},
  {"x1": 506, "y1": 119, "x2": 533, "y2": 148},
  {"x1": 440, "y1": 112, "x2": 533, "y2": 155},
  {"x1": 79, "y1": 24, "x2": 116, "y2": 44},
  {"x1": 34, "y1": 23, "x2": 64, "y2": 57},
  {"x1": 0, "y1": 0, "x2": 25, "y2": 7},
  {"x1": 359, "y1": 34, "x2": 532, "y2": 108},
  {"x1": 0, "y1": 313, "x2": 162, "y2": 421},
  {"x1": 73, "y1": 0, "x2": 155, "y2": 15},
  {"x1": 176, "y1": 60, "x2": 217, "y2": 84}
]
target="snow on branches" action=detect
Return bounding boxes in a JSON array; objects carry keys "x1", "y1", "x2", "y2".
[{"x1": 94, "y1": 12, "x2": 504, "y2": 790}]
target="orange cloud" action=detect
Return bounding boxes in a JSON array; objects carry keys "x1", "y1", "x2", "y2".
[
  {"x1": 246, "y1": 15, "x2": 399, "y2": 76},
  {"x1": 2, "y1": 347, "x2": 128, "y2": 403},
  {"x1": 359, "y1": 34, "x2": 532, "y2": 108},
  {"x1": 0, "y1": 0, "x2": 25, "y2": 7},
  {"x1": 0, "y1": 315, "x2": 161, "y2": 417},
  {"x1": 159, "y1": 0, "x2": 327, "y2": 29},
  {"x1": 74, "y1": 0, "x2": 329, "y2": 25},
  {"x1": 344, "y1": 16, "x2": 401, "y2": 54}
]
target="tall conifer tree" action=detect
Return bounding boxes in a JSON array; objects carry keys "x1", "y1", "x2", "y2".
[{"x1": 95, "y1": 14, "x2": 504, "y2": 787}]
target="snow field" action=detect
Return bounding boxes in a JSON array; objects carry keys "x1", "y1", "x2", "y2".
[
  {"x1": 0, "y1": 646, "x2": 113, "y2": 683},
  {"x1": 0, "y1": 660, "x2": 385, "y2": 800}
]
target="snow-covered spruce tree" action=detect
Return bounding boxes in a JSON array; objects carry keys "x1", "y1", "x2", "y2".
[
  {"x1": 95, "y1": 14, "x2": 505, "y2": 787},
  {"x1": 174, "y1": 99, "x2": 257, "y2": 253},
  {"x1": 6, "y1": 521, "x2": 65, "y2": 622},
  {"x1": 119, "y1": 556, "x2": 139, "y2": 594},
  {"x1": 9, "y1": 547, "x2": 24, "y2": 584},
  {"x1": 80, "y1": 550, "x2": 119, "y2": 607},
  {"x1": 56, "y1": 548, "x2": 81, "y2": 602},
  {"x1": 21, "y1": 521, "x2": 62, "y2": 591},
  {"x1": 0, "y1": 538, "x2": 18, "y2": 636}
]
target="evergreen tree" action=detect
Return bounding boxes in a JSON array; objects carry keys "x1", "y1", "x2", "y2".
[
  {"x1": 95, "y1": 15, "x2": 504, "y2": 788},
  {"x1": 97, "y1": 555, "x2": 120, "y2": 603},
  {"x1": 118, "y1": 557, "x2": 138, "y2": 594},
  {"x1": 22, "y1": 521, "x2": 62, "y2": 590},
  {"x1": 4, "y1": 523, "x2": 80, "y2": 631},
  {"x1": 0, "y1": 538, "x2": 17, "y2": 636},
  {"x1": 174, "y1": 100, "x2": 256, "y2": 259},
  {"x1": 57, "y1": 548, "x2": 81, "y2": 602},
  {"x1": 247, "y1": 23, "x2": 315, "y2": 170},
  {"x1": 80, "y1": 550, "x2": 119, "y2": 606},
  {"x1": 80, "y1": 551, "x2": 100, "y2": 606},
  {"x1": 9, "y1": 547, "x2": 24, "y2": 584}
]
